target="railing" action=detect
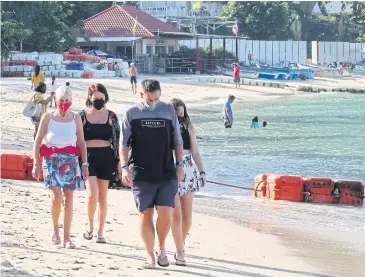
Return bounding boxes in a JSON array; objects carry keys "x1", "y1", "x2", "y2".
[{"x1": 142, "y1": 7, "x2": 220, "y2": 19}]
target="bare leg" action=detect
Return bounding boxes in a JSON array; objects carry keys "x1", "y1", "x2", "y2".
[
  {"x1": 33, "y1": 123, "x2": 39, "y2": 140},
  {"x1": 134, "y1": 82, "x2": 137, "y2": 94},
  {"x1": 96, "y1": 178, "x2": 109, "y2": 238},
  {"x1": 63, "y1": 189, "x2": 74, "y2": 240},
  {"x1": 85, "y1": 177, "x2": 99, "y2": 234},
  {"x1": 171, "y1": 194, "x2": 184, "y2": 260},
  {"x1": 180, "y1": 192, "x2": 194, "y2": 243},
  {"x1": 156, "y1": 206, "x2": 173, "y2": 263},
  {"x1": 131, "y1": 83, "x2": 135, "y2": 94},
  {"x1": 49, "y1": 187, "x2": 62, "y2": 233},
  {"x1": 139, "y1": 208, "x2": 155, "y2": 263}
]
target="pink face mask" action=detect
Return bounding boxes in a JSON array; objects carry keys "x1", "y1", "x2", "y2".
[{"x1": 58, "y1": 102, "x2": 72, "y2": 113}]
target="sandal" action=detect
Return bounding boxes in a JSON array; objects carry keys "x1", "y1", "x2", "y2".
[
  {"x1": 174, "y1": 253, "x2": 186, "y2": 266},
  {"x1": 96, "y1": 237, "x2": 106, "y2": 244},
  {"x1": 63, "y1": 239, "x2": 76, "y2": 249},
  {"x1": 52, "y1": 231, "x2": 61, "y2": 245},
  {"x1": 83, "y1": 229, "x2": 93, "y2": 240},
  {"x1": 156, "y1": 251, "x2": 170, "y2": 267}
]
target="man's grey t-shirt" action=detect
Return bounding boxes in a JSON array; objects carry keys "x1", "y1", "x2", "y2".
[{"x1": 120, "y1": 101, "x2": 183, "y2": 182}]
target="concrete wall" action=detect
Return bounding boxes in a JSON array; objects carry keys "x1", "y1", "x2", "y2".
[
  {"x1": 179, "y1": 39, "x2": 307, "y2": 66},
  {"x1": 313, "y1": 41, "x2": 364, "y2": 64}
]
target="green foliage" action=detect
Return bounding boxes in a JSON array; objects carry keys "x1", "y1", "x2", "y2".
[
  {"x1": 1, "y1": 11, "x2": 32, "y2": 58},
  {"x1": 222, "y1": 1, "x2": 291, "y2": 40}
]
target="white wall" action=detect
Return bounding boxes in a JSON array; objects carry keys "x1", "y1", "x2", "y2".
[
  {"x1": 179, "y1": 39, "x2": 307, "y2": 66},
  {"x1": 314, "y1": 41, "x2": 364, "y2": 64}
]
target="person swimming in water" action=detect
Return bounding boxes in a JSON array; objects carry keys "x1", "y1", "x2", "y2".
[
  {"x1": 262, "y1": 121, "x2": 267, "y2": 127},
  {"x1": 250, "y1": 116, "x2": 260, "y2": 128}
]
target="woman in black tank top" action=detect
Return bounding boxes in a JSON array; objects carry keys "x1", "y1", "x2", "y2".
[
  {"x1": 79, "y1": 83, "x2": 120, "y2": 244},
  {"x1": 170, "y1": 98, "x2": 206, "y2": 265}
]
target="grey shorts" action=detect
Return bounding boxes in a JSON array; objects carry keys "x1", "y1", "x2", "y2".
[
  {"x1": 132, "y1": 180, "x2": 178, "y2": 212},
  {"x1": 234, "y1": 76, "x2": 240, "y2": 83}
]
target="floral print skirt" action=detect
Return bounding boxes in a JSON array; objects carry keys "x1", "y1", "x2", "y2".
[
  {"x1": 42, "y1": 153, "x2": 84, "y2": 191},
  {"x1": 178, "y1": 153, "x2": 200, "y2": 196}
]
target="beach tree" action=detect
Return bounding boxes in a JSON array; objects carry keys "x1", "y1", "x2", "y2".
[
  {"x1": 0, "y1": 10, "x2": 32, "y2": 58},
  {"x1": 222, "y1": 1, "x2": 292, "y2": 40}
]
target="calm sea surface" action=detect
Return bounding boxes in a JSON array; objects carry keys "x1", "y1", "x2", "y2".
[{"x1": 190, "y1": 92, "x2": 365, "y2": 275}]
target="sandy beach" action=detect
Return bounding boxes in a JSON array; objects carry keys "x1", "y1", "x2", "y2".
[{"x1": 1, "y1": 76, "x2": 364, "y2": 277}]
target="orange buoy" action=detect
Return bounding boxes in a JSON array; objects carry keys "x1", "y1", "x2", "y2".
[
  {"x1": 302, "y1": 177, "x2": 334, "y2": 203},
  {"x1": 1, "y1": 153, "x2": 28, "y2": 180},
  {"x1": 266, "y1": 174, "x2": 303, "y2": 201},
  {"x1": 254, "y1": 174, "x2": 268, "y2": 198},
  {"x1": 333, "y1": 179, "x2": 364, "y2": 206}
]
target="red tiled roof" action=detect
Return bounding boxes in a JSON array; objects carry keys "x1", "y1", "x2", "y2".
[{"x1": 83, "y1": 5, "x2": 179, "y2": 38}]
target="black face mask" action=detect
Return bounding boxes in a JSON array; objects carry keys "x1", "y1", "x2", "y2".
[{"x1": 91, "y1": 99, "x2": 105, "y2": 110}]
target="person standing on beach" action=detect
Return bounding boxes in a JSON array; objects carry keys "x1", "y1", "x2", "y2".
[
  {"x1": 31, "y1": 65, "x2": 45, "y2": 89},
  {"x1": 119, "y1": 79, "x2": 184, "y2": 269},
  {"x1": 233, "y1": 62, "x2": 240, "y2": 88},
  {"x1": 80, "y1": 83, "x2": 120, "y2": 244},
  {"x1": 32, "y1": 86, "x2": 88, "y2": 249},
  {"x1": 129, "y1": 63, "x2": 137, "y2": 94},
  {"x1": 170, "y1": 98, "x2": 206, "y2": 266},
  {"x1": 29, "y1": 82, "x2": 54, "y2": 139},
  {"x1": 50, "y1": 76, "x2": 57, "y2": 108},
  {"x1": 222, "y1": 94, "x2": 235, "y2": 128}
]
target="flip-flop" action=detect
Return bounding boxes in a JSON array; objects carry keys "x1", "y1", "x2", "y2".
[
  {"x1": 174, "y1": 253, "x2": 186, "y2": 267},
  {"x1": 83, "y1": 229, "x2": 93, "y2": 240},
  {"x1": 96, "y1": 237, "x2": 106, "y2": 244},
  {"x1": 156, "y1": 252, "x2": 170, "y2": 267}
]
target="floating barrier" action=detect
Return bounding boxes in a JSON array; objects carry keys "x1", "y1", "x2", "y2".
[
  {"x1": 253, "y1": 174, "x2": 364, "y2": 206},
  {"x1": 207, "y1": 174, "x2": 364, "y2": 206},
  {"x1": 1, "y1": 151, "x2": 43, "y2": 181}
]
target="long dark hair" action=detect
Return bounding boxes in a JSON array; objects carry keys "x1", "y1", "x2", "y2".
[
  {"x1": 170, "y1": 98, "x2": 195, "y2": 132},
  {"x1": 34, "y1": 65, "x2": 40, "y2": 77},
  {"x1": 86, "y1": 83, "x2": 109, "y2": 107}
]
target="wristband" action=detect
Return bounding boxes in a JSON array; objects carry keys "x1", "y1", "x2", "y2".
[
  {"x1": 82, "y1": 163, "x2": 89, "y2": 167},
  {"x1": 200, "y1": 171, "x2": 206, "y2": 176},
  {"x1": 176, "y1": 161, "x2": 184, "y2": 167},
  {"x1": 121, "y1": 162, "x2": 129, "y2": 169}
]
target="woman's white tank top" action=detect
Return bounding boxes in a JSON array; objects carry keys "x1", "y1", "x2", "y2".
[{"x1": 45, "y1": 114, "x2": 77, "y2": 148}]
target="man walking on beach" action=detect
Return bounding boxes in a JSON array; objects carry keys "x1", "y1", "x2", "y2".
[
  {"x1": 119, "y1": 79, "x2": 184, "y2": 269},
  {"x1": 222, "y1": 94, "x2": 235, "y2": 128},
  {"x1": 233, "y1": 62, "x2": 240, "y2": 88},
  {"x1": 129, "y1": 63, "x2": 137, "y2": 94}
]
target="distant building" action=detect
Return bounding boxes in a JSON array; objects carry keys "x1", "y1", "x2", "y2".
[{"x1": 76, "y1": 5, "x2": 193, "y2": 57}]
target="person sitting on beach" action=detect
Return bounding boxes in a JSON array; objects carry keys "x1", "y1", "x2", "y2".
[
  {"x1": 119, "y1": 79, "x2": 184, "y2": 269},
  {"x1": 222, "y1": 95, "x2": 235, "y2": 128},
  {"x1": 250, "y1": 116, "x2": 260, "y2": 128},
  {"x1": 29, "y1": 82, "x2": 54, "y2": 139},
  {"x1": 32, "y1": 86, "x2": 88, "y2": 249},
  {"x1": 171, "y1": 98, "x2": 206, "y2": 266},
  {"x1": 129, "y1": 63, "x2": 137, "y2": 94},
  {"x1": 31, "y1": 65, "x2": 45, "y2": 89},
  {"x1": 232, "y1": 62, "x2": 240, "y2": 88},
  {"x1": 80, "y1": 83, "x2": 120, "y2": 244}
]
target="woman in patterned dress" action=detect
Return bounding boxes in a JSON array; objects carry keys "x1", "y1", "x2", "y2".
[
  {"x1": 170, "y1": 98, "x2": 206, "y2": 266},
  {"x1": 32, "y1": 86, "x2": 88, "y2": 249}
]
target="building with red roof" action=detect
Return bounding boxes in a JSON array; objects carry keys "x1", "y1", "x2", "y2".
[{"x1": 76, "y1": 5, "x2": 193, "y2": 58}]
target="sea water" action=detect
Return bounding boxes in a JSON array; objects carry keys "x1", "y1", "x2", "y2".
[{"x1": 190, "y1": 92, "x2": 365, "y2": 274}]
